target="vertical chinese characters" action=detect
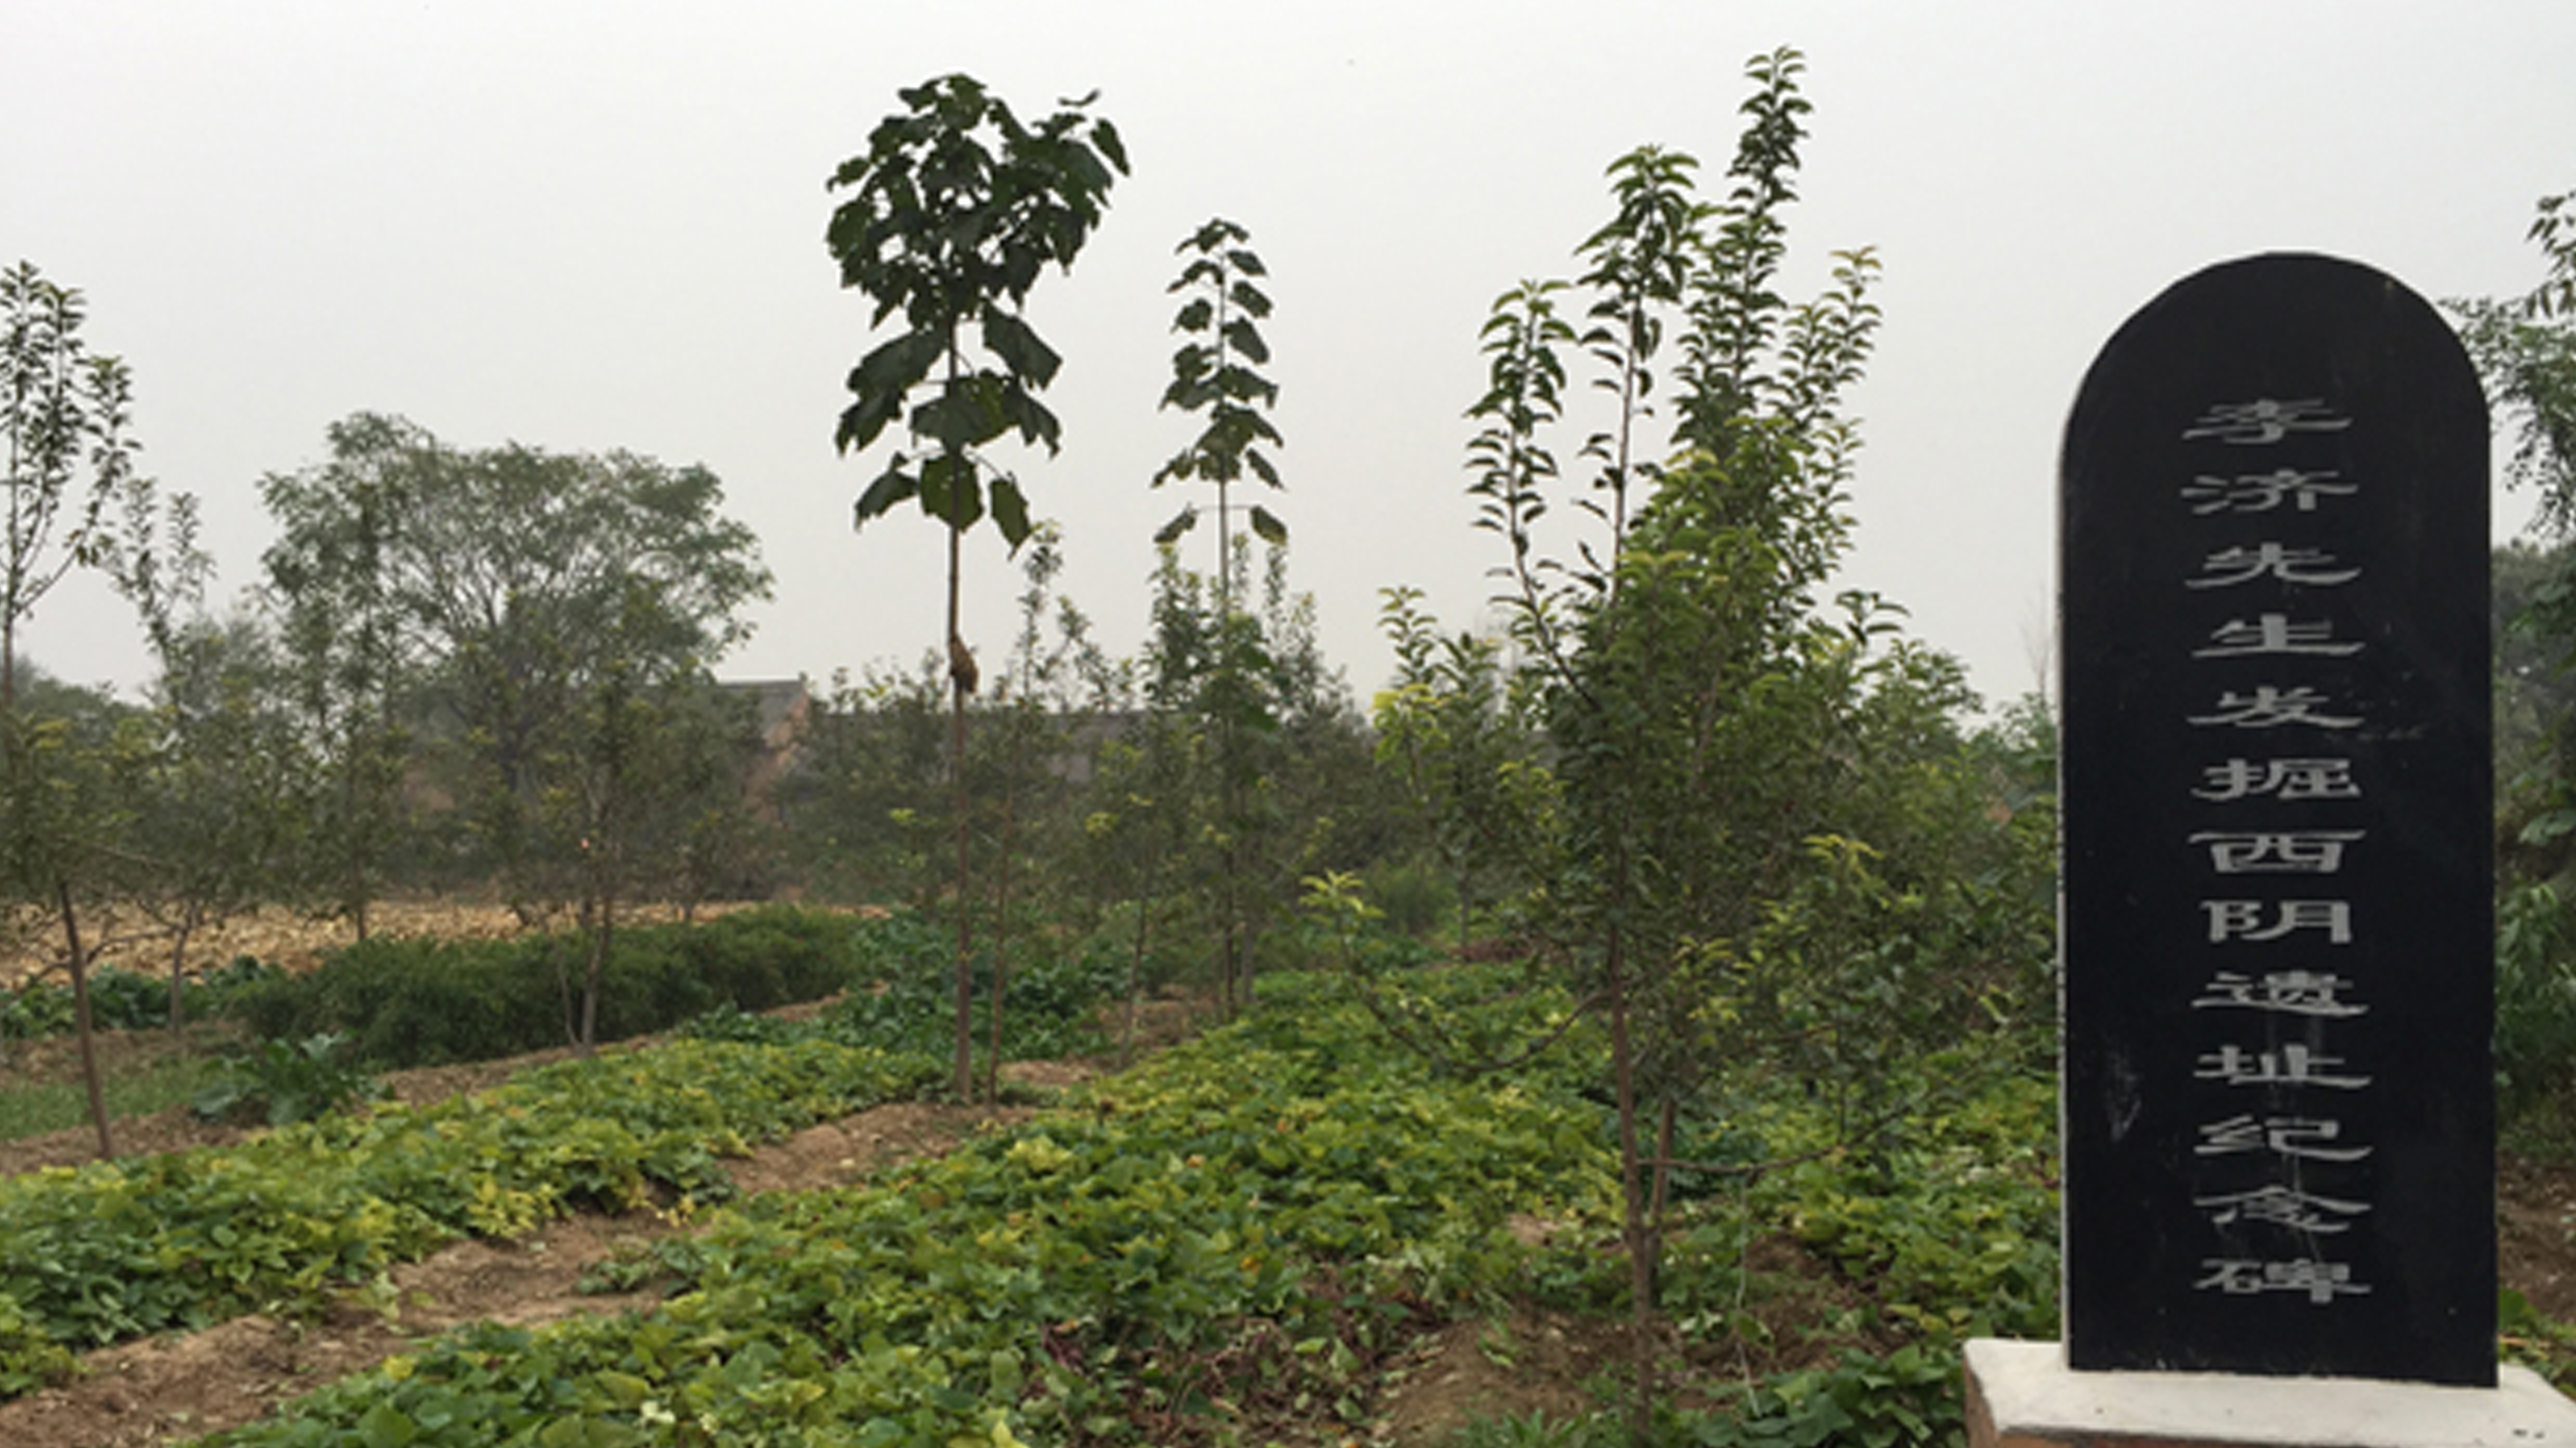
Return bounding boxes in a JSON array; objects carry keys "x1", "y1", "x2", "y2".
[{"x1": 2178, "y1": 397, "x2": 2373, "y2": 1306}]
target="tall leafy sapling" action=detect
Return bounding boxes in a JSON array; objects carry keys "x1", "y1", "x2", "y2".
[
  {"x1": 1456, "y1": 49, "x2": 1940, "y2": 1432},
  {"x1": 107, "y1": 479, "x2": 297, "y2": 1030},
  {"x1": 1, "y1": 262, "x2": 128, "y2": 713},
  {"x1": 0, "y1": 261, "x2": 148, "y2": 1155},
  {"x1": 2455, "y1": 193, "x2": 2576, "y2": 905},
  {"x1": 1576, "y1": 146, "x2": 1699, "y2": 585},
  {"x1": 829, "y1": 73, "x2": 1125, "y2": 1097},
  {"x1": 1152, "y1": 218, "x2": 1288, "y2": 1012},
  {"x1": 1154, "y1": 217, "x2": 1286, "y2": 567},
  {"x1": 1464, "y1": 278, "x2": 1575, "y2": 656}
]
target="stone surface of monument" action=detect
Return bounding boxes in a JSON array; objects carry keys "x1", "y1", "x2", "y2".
[{"x1": 2058, "y1": 252, "x2": 2494, "y2": 1386}]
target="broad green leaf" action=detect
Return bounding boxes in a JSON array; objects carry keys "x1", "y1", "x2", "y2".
[
  {"x1": 838, "y1": 384, "x2": 907, "y2": 455},
  {"x1": 850, "y1": 330, "x2": 945, "y2": 408},
  {"x1": 918, "y1": 454, "x2": 984, "y2": 531},
  {"x1": 1154, "y1": 506, "x2": 1199, "y2": 545},
  {"x1": 1221, "y1": 319, "x2": 1270, "y2": 365},
  {"x1": 981, "y1": 311, "x2": 1062, "y2": 387},
  {"x1": 1089, "y1": 118, "x2": 1128, "y2": 173},
  {"x1": 357, "y1": 1401, "x2": 418, "y2": 1448},
  {"x1": 1003, "y1": 386, "x2": 1064, "y2": 453},
  {"x1": 1248, "y1": 505, "x2": 1287, "y2": 547},
  {"x1": 853, "y1": 461, "x2": 919, "y2": 527},
  {"x1": 990, "y1": 475, "x2": 1032, "y2": 549}
]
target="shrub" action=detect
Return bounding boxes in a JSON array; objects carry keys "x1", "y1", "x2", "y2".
[
  {"x1": 1366, "y1": 858, "x2": 1458, "y2": 940},
  {"x1": 191, "y1": 1032, "x2": 388, "y2": 1127},
  {"x1": 2499, "y1": 882, "x2": 2576, "y2": 1122},
  {"x1": 225, "y1": 906, "x2": 870, "y2": 1069},
  {"x1": 812, "y1": 919, "x2": 1125, "y2": 1063}
]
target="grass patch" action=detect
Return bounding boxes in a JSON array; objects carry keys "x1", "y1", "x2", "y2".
[{"x1": 0, "y1": 1053, "x2": 225, "y2": 1142}]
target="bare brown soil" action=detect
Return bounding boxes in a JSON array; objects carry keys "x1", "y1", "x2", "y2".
[
  {"x1": 1365, "y1": 1226, "x2": 1894, "y2": 1446},
  {"x1": 1, "y1": 898, "x2": 798, "y2": 991},
  {"x1": 2501, "y1": 1153, "x2": 2576, "y2": 1325},
  {"x1": 1379, "y1": 1308, "x2": 1621, "y2": 1446}
]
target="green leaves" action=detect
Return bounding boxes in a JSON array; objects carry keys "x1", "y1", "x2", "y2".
[
  {"x1": 192, "y1": 969, "x2": 1617, "y2": 1448},
  {"x1": 839, "y1": 331, "x2": 946, "y2": 454},
  {"x1": 988, "y1": 475, "x2": 1032, "y2": 548},
  {"x1": 1156, "y1": 218, "x2": 1286, "y2": 542},
  {"x1": 190, "y1": 1031, "x2": 385, "y2": 1127},
  {"x1": 0, "y1": 1029, "x2": 941, "y2": 1402},
  {"x1": 979, "y1": 310, "x2": 1061, "y2": 389},
  {"x1": 854, "y1": 456, "x2": 921, "y2": 527},
  {"x1": 355, "y1": 1400, "x2": 417, "y2": 1448},
  {"x1": 0, "y1": 260, "x2": 130, "y2": 688},
  {"x1": 829, "y1": 73, "x2": 1123, "y2": 548}
]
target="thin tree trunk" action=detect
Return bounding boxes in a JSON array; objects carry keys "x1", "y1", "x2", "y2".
[
  {"x1": 1214, "y1": 478, "x2": 1245, "y2": 1021},
  {"x1": 1606, "y1": 920, "x2": 1656, "y2": 1441},
  {"x1": 947, "y1": 494, "x2": 975, "y2": 1102},
  {"x1": 166, "y1": 903, "x2": 201, "y2": 1033},
  {"x1": 59, "y1": 878, "x2": 113, "y2": 1160},
  {"x1": 1649, "y1": 1092, "x2": 1678, "y2": 1294},
  {"x1": 1122, "y1": 894, "x2": 1149, "y2": 1068},
  {"x1": 580, "y1": 887, "x2": 611, "y2": 1056},
  {"x1": 553, "y1": 927, "x2": 579, "y2": 1047},
  {"x1": 985, "y1": 772, "x2": 1014, "y2": 1104}
]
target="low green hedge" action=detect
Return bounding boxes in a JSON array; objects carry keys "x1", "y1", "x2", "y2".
[
  {"x1": 3, "y1": 956, "x2": 281, "y2": 1041},
  {"x1": 224, "y1": 906, "x2": 869, "y2": 1069}
]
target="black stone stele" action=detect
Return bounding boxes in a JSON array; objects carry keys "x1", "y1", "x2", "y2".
[{"x1": 2060, "y1": 253, "x2": 2493, "y2": 1385}]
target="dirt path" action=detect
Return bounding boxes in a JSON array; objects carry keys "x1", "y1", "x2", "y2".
[{"x1": 0, "y1": 1080, "x2": 1059, "y2": 1447}]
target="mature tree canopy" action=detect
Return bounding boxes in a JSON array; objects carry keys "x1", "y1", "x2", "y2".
[
  {"x1": 259, "y1": 415, "x2": 772, "y2": 932},
  {"x1": 261, "y1": 413, "x2": 771, "y2": 796}
]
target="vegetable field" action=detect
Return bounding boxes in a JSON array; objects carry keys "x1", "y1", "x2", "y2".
[{"x1": 8, "y1": 944, "x2": 2576, "y2": 1447}]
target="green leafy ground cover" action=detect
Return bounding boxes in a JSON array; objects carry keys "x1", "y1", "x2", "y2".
[
  {"x1": 180, "y1": 966, "x2": 2071, "y2": 1448},
  {"x1": 0, "y1": 1037, "x2": 944, "y2": 1396},
  {"x1": 684, "y1": 913, "x2": 1128, "y2": 1067}
]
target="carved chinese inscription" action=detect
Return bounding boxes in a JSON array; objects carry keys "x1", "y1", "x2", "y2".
[{"x1": 2061, "y1": 254, "x2": 2492, "y2": 1385}]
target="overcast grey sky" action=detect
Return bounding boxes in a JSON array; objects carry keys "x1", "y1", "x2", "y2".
[{"x1": 8, "y1": 1, "x2": 2571, "y2": 710}]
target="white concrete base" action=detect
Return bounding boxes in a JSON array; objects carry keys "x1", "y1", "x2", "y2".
[{"x1": 1966, "y1": 1338, "x2": 2576, "y2": 1448}]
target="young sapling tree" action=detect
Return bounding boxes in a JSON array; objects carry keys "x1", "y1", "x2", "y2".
[{"x1": 829, "y1": 74, "x2": 1125, "y2": 1097}]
